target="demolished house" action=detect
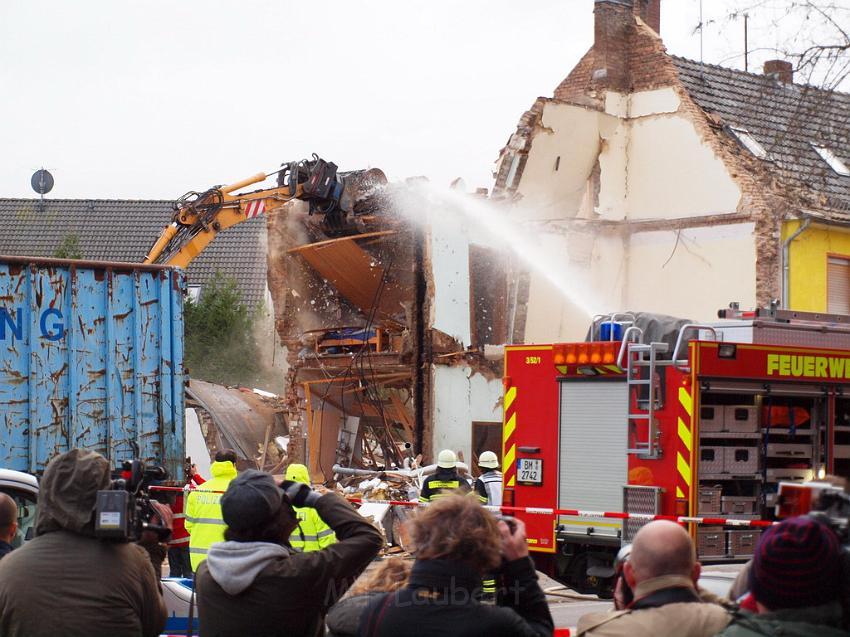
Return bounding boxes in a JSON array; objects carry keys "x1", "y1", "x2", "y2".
[
  {"x1": 266, "y1": 174, "x2": 507, "y2": 482},
  {"x1": 493, "y1": 0, "x2": 850, "y2": 342}
]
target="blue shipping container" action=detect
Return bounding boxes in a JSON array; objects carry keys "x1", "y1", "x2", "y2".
[{"x1": 0, "y1": 256, "x2": 185, "y2": 479}]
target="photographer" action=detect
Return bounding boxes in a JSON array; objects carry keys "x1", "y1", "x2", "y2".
[
  {"x1": 715, "y1": 516, "x2": 846, "y2": 637},
  {"x1": 0, "y1": 449, "x2": 166, "y2": 637},
  {"x1": 358, "y1": 495, "x2": 554, "y2": 637},
  {"x1": 576, "y1": 521, "x2": 730, "y2": 637},
  {"x1": 196, "y1": 469, "x2": 383, "y2": 637}
]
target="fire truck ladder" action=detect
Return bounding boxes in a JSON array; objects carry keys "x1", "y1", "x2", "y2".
[{"x1": 626, "y1": 341, "x2": 667, "y2": 458}]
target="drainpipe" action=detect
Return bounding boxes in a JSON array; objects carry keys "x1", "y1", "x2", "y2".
[{"x1": 781, "y1": 218, "x2": 811, "y2": 309}]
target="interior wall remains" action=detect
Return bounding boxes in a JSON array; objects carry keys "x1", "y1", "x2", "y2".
[
  {"x1": 430, "y1": 365, "x2": 503, "y2": 463},
  {"x1": 624, "y1": 223, "x2": 757, "y2": 319}
]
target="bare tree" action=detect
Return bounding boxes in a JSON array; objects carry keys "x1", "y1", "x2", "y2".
[{"x1": 711, "y1": 1, "x2": 850, "y2": 90}]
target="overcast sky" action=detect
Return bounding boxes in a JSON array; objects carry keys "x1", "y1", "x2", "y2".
[{"x1": 0, "y1": 0, "x2": 841, "y2": 199}]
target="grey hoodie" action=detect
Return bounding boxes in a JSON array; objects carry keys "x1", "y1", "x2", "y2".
[{"x1": 205, "y1": 541, "x2": 293, "y2": 595}]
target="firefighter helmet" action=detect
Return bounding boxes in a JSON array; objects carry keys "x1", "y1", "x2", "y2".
[
  {"x1": 478, "y1": 451, "x2": 499, "y2": 469},
  {"x1": 437, "y1": 449, "x2": 457, "y2": 469}
]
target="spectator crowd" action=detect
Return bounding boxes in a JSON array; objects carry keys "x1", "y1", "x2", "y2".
[{"x1": 0, "y1": 447, "x2": 846, "y2": 637}]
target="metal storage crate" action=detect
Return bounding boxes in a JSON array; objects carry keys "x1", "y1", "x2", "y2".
[
  {"x1": 724, "y1": 406, "x2": 759, "y2": 433},
  {"x1": 700, "y1": 405, "x2": 724, "y2": 433},
  {"x1": 721, "y1": 496, "x2": 757, "y2": 515},
  {"x1": 728, "y1": 529, "x2": 762, "y2": 557},
  {"x1": 766, "y1": 443, "x2": 812, "y2": 458},
  {"x1": 700, "y1": 447, "x2": 725, "y2": 474},
  {"x1": 698, "y1": 485, "x2": 722, "y2": 514},
  {"x1": 766, "y1": 468, "x2": 813, "y2": 482},
  {"x1": 724, "y1": 447, "x2": 759, "y2": 474},
  {"x1": 698, "y1": 526, "x2": 726, "y2": 557}
]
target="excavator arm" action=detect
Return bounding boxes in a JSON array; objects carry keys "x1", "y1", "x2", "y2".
[{"x1": 144, "y1": 155, "x2": 386, "y2": 268}]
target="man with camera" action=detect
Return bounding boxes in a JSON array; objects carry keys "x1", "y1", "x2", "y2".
[
  {"x1": 576, "y1": 520, "x2": 730, "y2": 637},
  {"x1": 0, "y1": 449, "x2": 166, "y2": 637},
  {"x1": 195, "y1": 469, "x2": 383, "y2": 637}
]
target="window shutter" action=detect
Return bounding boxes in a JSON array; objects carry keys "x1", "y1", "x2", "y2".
[{"x1": 827, "y1": 257, "x2": 850, "y2": 315}]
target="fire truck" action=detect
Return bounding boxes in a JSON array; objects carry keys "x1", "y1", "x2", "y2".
[{"x1": 502, "y1": 306, "x2": 850, "y2": 595}]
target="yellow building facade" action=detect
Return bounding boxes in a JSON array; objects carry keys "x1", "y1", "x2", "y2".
[{"x1": 785, "y1": 220, "x2": 850, "y2": 312}]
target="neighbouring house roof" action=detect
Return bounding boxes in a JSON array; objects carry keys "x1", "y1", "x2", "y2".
[
  {"x1": 673, "y1": 56, "x2": 850, "y2": 213},
  {"x1": 0, "y1": 198, "x2": 267, "y2": 307}
]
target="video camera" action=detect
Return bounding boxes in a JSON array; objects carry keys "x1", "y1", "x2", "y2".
[
  {"x1": 94, "y1": 459, "x2": 171, "y2": 543},
  {"x1": 776, "y1": 480, "x2": 850, "y2": 542}
]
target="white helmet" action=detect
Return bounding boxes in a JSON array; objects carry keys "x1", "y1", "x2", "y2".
[
  {"x1": 479, "y1": 451, "x2": 499, "y2": 469},
  {"x1": 437, "y1": 449, "x2": 457, "y2": 469}
]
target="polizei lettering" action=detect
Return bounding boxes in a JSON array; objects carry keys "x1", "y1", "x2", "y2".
[
  {"x1": 767, "y1": 353, "x2": 850, "y2": 379},
  {"x1": 0, "y1": 307, "x2": 65, "y2": 342}
]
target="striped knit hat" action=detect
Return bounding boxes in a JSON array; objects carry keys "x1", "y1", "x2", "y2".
[{"x1": 749, "y1": 516, "x2": 841, "y2": 610}]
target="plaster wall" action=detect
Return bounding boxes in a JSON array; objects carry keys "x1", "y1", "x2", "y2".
[
  {"x1": 597, "y1": 90, "x2": 741, "y2": 221},
  {"x1": 515, "y1": 102, "x2": 608, "y2": 220},
  {"x1": 522, "y1": 232, "x2": 625, "y2": 343},
  {"x1": 429, "y1": 223, "x2": 472, "y2": 346},
  {"x1": 431, "y1": 365, "x2": 503, "y2": 462},
  {"x1": 623, "y1": 114, "x2": 742, "y2": 219},
  {"x1": 624, "y1": 223, "x2": 757, "y2": 319}
]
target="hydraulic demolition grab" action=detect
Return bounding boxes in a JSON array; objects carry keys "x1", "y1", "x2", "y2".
[{"x1": 144, "y1": 154, "x2": 387, "y2": 268}]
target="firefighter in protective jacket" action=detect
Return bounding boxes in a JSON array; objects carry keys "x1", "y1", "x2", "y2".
[
  {"x1": 473, "y1": 451, "x2": 503, "y2": 506},
  {"x1": 419, "y1": 450, "x2": 471, "y2": 503},
  {"x1": 285, "y1": 464, "x2": 336, "y2": 552}
]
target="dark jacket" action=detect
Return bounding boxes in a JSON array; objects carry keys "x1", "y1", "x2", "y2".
[
  {"x1": 418, "y1": 467, "x2": 470, "y2": 502},
  {"x1": 0, "y1": 449, "x2": 167, "y2": 637},
  {"x1": 327, "y1": 592, "x2": 385, "y2": 637},
  {"x1": 357, "y1": 557, "x2": 554, "y2": 637},
  {"x1": 715, "y1": 602, "x2": 847, "y2": 637},
  {"x1": 0, "y1": 540, "x2": 12, "y2": 559},
  {"x1": 196, "y1": 492, "x2": 383, "y2": 637}
]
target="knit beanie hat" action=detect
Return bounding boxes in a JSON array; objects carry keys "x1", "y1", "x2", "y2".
[
  {"x1": 221, "y1": 470, "x2": 282, "y2": 531},
  {"x1": 748, "y1": 516, "x2": 841, "y2": 610}
]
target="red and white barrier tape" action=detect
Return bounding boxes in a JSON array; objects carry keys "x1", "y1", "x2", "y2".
[{"x1": 149, "y1": 487, "x2": 772, "y2": 528}]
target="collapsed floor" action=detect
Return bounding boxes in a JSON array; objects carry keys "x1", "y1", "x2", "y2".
[{"x1": 265, "y1": 178, "x2": 508, "y2": 484}]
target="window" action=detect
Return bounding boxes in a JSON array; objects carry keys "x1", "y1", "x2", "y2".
[
  {"x1": 186, "y1": 285, "x2": 202, "y2": 303},
  {"x1": 729, "y1": 126, "x2": 768, "y2": 159},
  {"x1": 828, "y1": 256, "x2": 850, "y2": 315},
  {"x1": 811, "y1": 144, "x2": 850, "y2": 177}
]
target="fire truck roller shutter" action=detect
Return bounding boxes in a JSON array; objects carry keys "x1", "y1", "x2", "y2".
[{"x1": 558, "y1": 381, "x2": 629, "y2": 538}]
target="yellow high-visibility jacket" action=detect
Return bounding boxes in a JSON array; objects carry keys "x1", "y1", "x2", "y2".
[
  {"x1": 285, "y1": 463, "x2": 336, "y2": 552},
  {"x1": 184, "y1": 460, "x2": 237, "y2": 570}
]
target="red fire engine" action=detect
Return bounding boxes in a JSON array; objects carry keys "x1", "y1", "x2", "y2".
[{"x1": 502, "y1": 307, "x2": 850, "y2": 595}]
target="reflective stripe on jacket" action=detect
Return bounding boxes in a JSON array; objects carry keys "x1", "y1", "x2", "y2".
[
  {"x1": 184, "y1": 461, "x2": 237, "y2": 570},
  {"x1": 419, "y1": 468, "x2": 470, "y2": 502},
  {"x1": 289, "y1": 507, "x2": 337, "y2": 552},
  {"x1": 473, "y1": 470, "x2": 503, "y2": 506}
]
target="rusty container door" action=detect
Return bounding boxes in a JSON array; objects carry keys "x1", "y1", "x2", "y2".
[{"x1": 0, "y1": 256, "x2": 185, "y2": 478}]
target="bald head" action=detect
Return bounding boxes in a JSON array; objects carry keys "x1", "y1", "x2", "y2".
[
  {"x1": 628, "y1": 521, "x2": 697, "y2": 582},
  {"x1": 0, "y1": 493, "x2": 18, "y2": 542}
]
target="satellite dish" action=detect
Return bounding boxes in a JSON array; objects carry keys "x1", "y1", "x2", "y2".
[{"x1": 31, "y1": 169, "x2": 54, "y2": 195}]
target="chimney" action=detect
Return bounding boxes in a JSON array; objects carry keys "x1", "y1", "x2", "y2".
[
  {"x1": 764, "y1": 59, "x2": 793, "y2": 84},
  {"x1": 634, "y1": 0, "x2": 661, "y2": 34},
  {"x1": 593, "y1": 0, "x2": 634, "y2": 90}
]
